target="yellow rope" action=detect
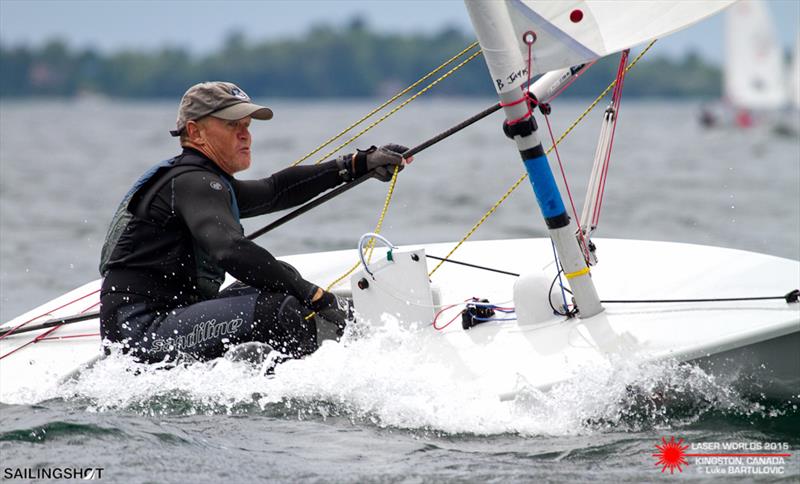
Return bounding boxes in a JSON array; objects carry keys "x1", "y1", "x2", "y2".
[
  {"x1": 297, "y1": 44, "x2": 483, "y2": 300},
  {"x1": 310, "y1": 50, "x2": 484, "y2": 165},
  {"x1": 325, "y1": 165, "x2": 401, "y2": 290},
  {"x1": 300, "y1": 44, "x2": 485, "y2": 294},
  {"x1": 290, "y1": 42, "x2": 480, "y2": 167},
  {"x1": 428, "y1": 41, "x2": 657, "y2": 276}
]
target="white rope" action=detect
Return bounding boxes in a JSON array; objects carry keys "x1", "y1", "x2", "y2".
[{"x1": 580, "y1": 104, "x2": 616, "y2": 240}]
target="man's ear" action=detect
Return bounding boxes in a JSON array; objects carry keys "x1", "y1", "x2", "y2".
[{"x1": 185, "y1": 120, "x2": 203, "y2": 143}]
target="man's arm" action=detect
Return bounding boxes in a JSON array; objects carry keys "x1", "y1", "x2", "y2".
[
  {"x1": 234, "y1": 159, "x2": 345, "y2": 217},
  {"x1": 172, "y1": 171, "x2": 319, "y2": 301},
  {"x1": 234, "y1": 143, "x2": 409, "y2": 218}
]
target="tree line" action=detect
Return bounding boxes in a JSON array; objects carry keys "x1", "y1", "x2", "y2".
[{"x1": 0, "y1": 19, "x2": 721, "y2": 99}]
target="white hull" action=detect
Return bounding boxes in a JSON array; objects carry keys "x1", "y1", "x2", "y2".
[{"x1": 1, "y1": 238, "x2": 798, "y2": 403}]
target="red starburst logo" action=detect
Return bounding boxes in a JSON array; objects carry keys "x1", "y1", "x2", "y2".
[{"x1": 652, "y1": 436, "x2": 690, "y2": 473}]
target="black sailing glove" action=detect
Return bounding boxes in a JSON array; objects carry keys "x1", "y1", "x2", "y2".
[
  {"x1": 344, "y1": 144, "x2": 408, "y2": 182},
  {"x1": 309, "y1": 290, "x2": 354, "y2": 334}
]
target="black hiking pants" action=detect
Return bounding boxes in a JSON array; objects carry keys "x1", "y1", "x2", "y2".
[{"x1": 100, "y1": 282, "x2": 320, "y2": 363}]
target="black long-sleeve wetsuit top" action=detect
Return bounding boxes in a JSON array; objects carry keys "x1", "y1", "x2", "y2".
[{"x1": 101, "y1": 147, "x2": 345, "y2": 309}]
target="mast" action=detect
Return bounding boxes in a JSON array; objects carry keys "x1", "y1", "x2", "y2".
[{"x1": 464, "y1": 0, "x2": 603, "y2": 318}]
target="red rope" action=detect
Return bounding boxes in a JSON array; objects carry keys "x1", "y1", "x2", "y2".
[
  {"x1": 81, "y1": 301, "x2": 100, "y2": 313},
  {"x1": 526, "y1": 32, "x2": 590, "y2": 260},
  {"x1": 592, "y1": 50, "x2": 629, "y2": 228},
  {"x1": 0, "y1": 323, "x2": 101, "y2": 360},
  {"x1": 505, "y1": 35, "x2": 538, "y2": 126},
  {"x1": 0, "y1": 324, "x2": 62, "y2": 360},
  {"x1": 0, "y1": 288, "x2": 100, "y2": 341},
  {"x1": 432, "y1": 301, "x2": 467, "y2": 330},
  {"x1": 504, "y1": 101, "x2": 534, "y2": 125},
  {"x1": 499, "y1": 96, "x2": 529, "y2": 107},
  {"x1": 544, "y1": 113, "x2": 591, "y2": 260},
  {"x1": 0, "y1": 287, "x2": 101, "y2": 360},
  {"x1": 547, "y1": 61, "x2": 596, "y2": 101}
]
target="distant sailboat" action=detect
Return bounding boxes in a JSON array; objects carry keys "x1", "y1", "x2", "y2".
[
  {"x1": 790, "y1": 33, "x2": 800, "y2": 110},
  {"x1": 721, "y1": 0, "x2": 789, "y2": 128}
]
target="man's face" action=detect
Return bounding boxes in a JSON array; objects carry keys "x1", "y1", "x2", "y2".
[{"x1": 192, "y1": 116, "x2": 252, "y2": 174}]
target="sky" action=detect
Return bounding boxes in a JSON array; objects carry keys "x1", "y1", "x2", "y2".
[{"x1": 1, "y1": 0, "x2": 799, "y2": 64}]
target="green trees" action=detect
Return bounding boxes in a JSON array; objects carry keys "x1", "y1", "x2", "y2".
[{"x1": 0, "y1": 22, "x2": 722, "y2": 99}]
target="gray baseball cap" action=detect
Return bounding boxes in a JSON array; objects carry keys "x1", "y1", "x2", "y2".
[{"x1": 170, "y1": 81, "x2": 273, "y2": 136}]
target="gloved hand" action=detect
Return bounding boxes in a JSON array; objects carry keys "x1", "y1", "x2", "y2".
[
  {"x1": 347, "y1": 144, "x2": 410, "y2": 182},
  {"x1": 309, "y1": 290, "x2": 354, "y2": 333},
  {"x1": 368, "y1": 144, "x2": 409, "y2": 182}
]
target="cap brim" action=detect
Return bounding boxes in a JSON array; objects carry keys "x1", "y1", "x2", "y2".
[{"x1": 211, "y1": 102, "x2": 273, "y2": 121}]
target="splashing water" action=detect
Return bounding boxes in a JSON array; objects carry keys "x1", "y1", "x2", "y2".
[{"x1": 39, "y1": 320, "x2": 783, "y2": 438}]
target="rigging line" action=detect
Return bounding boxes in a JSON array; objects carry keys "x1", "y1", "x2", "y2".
[
  {"x1": 544, "y1": 113, "x2": 590, "y2": 260},
  {"x1": 308, "y1": 49, "x2": 484, "y2": 165},
  {"x1": 549, "y1": 51, "x2": 629, "y2": 259},
  {"x1": 0, "y1": 324, "x2": 62, "y2": 360},
  {"x1": 0, "y1": 310, "x2": 100, "y2": 338},
  {"x1": 428, "y1": 40, "x2": 657, "y2": 277},
  {"x1": 551, "y1": 276, "x2": 798, "y2": 305},
  {"x1": 325, "y1": 165, "x2": 401, "y2": 290},
  {"x1": 424, "y1": 255, "x2": 519, "y2": 277},
  {"x1": 246, "y1": 101, "x2": 504, "y2": 241},
  {"x1": 550, "y1": 239, "x2": 571, "y2": 314},
  {"x1": 0, "y1": 288, "x2": 100, "y2": 340},
  {"x1": 602, "y1": 294, "x2": 799, "y2": 304},
  {"x1": 593, "y1": 50, "x2": 629, "y2": 227},
  {"x1": 289, "y1": 41, "x2": 481, "y2": 167},
  {"x1": 549, "y1": 269, "x2": 574, "y2": 317}
]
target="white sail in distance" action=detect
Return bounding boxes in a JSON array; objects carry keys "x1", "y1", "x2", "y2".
[
  {"x1": 724, "y1": 0, "x2": 787, "y2": 110},
  {"x1": 790, "y1": 33, "x2": 799, "y2": 109},
  {"x1": 466, "y1": 0, "x2": 735, "y2": 94}
]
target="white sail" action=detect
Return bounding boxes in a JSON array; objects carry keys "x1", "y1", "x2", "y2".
[
  {"x1": 791, "y1": 33, "x2": 800, "y2": 109},
  {"x1": 724, "y1": 0, "x2": 787, "y2": 109},
  {"x1": 466, "y1": 0, "x2": 735, "y2": 94}
]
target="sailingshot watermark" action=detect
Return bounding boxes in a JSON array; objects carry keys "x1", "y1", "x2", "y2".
[
  {"x1": 3, "y1": 467, "x2": 104, "y2": 480},
  {"x1": 151, "y1": 317, "x2": 243, "y2": 352},
  {"x1": 651, "y1": 436, "x2": 792, "y2": 476}
]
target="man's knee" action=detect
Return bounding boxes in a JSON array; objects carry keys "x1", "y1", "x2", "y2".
[{"x1": 255, "y1": 293, "x2": 318, "y2": 358}]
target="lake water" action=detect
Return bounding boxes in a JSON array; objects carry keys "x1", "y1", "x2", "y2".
[{"x1": 1, "y1": 98, "x2": 798, "y2": 482}]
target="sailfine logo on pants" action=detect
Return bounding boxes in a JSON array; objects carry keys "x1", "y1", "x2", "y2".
[{"x1": 152, "y1": 318, "x2": 243, "y2": 352}]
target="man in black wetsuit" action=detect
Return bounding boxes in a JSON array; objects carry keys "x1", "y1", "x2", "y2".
[{"x1": 99, "y1": 81, "x2": 409, "y2": 363}]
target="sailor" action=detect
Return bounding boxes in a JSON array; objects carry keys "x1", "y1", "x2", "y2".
[{"x1": 99, "y1": 81, "x2": 409, "y2": 363}]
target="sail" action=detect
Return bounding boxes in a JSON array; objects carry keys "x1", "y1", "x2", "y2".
[
  {"x1": 724, "y1": 0, "x2": 787, "y2": 109},
  {"x1": 465, "y1": 0, "x2": 735, "y2": 94},
  {"x1": 791, "y1": 34, "x2": 800, "y2": 109}
]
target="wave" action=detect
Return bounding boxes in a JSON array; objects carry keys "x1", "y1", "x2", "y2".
[{"x1": 29, "y1": 322, "x2": 797, "y2": 437}]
